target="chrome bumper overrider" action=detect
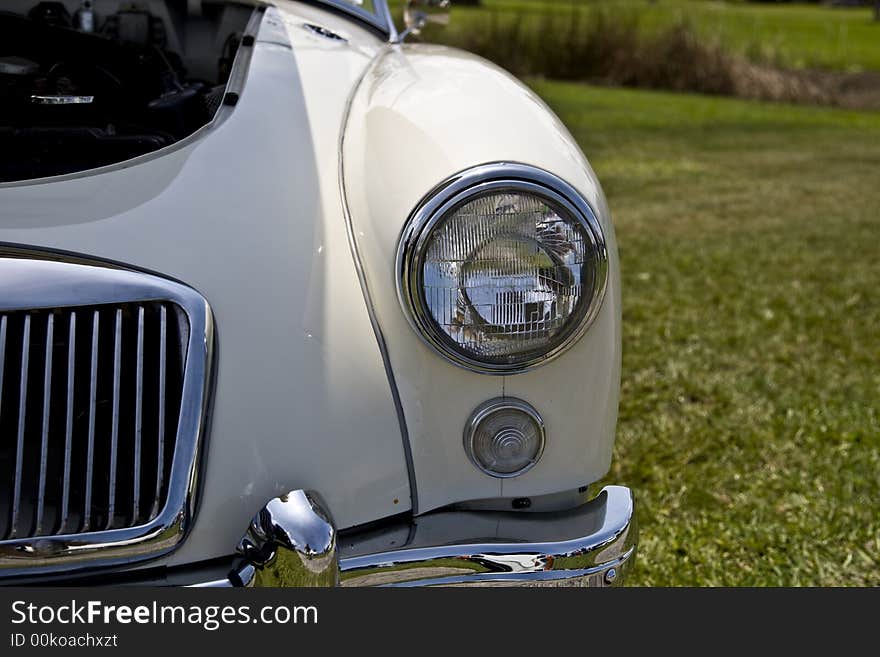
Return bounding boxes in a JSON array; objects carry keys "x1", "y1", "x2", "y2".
[{"x1": 194, "y1": 486, "x2": 636, "y2": 587}]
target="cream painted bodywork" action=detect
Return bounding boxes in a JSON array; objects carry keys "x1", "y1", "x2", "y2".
[
  {"x1": 342, "y1": 45, "x2": 621, "y2": 514},
  {"x1": 0, "y1": 3, "x2": 409, "y2": 567},
  {"x1": 0, "y1": 0, "x2": 620, "y2": 571}
]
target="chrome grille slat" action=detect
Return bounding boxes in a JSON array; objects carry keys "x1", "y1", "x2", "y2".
[
  {"x1": 0, "y1": 317, "x2": 5, "y2": 539},
  {"x1": 10, "y1": 314, "x2": 30, "y2": 539},
  {"x1": 59, "y1": 311, "x2": 76, "y2": 533},
  {"x1": 107, "y1": 308, "x2": 122, "y2": 530},
  {"x1": 83, "y1": 310, "x2": 99, "y2": 533},
  {"x1": 35, "y1": 313, "x2": 54, "y2": 535},
  {"x1": 0, "y1": 317, "x2": 5, "y2": 431},
  {"x1": 133, "y1": 305, "x2": 144, "y2": 523},
  {"x1": 152, "y1": 306, "x2": 167, "y2": 521}
]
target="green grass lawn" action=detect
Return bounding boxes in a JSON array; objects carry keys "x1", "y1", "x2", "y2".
[
  {"x1": 426, "y1": 0, "x2": 880, "y2": 72},
  {"x1": 527, "y1": 81, "x2": 880, "y2": 585}
]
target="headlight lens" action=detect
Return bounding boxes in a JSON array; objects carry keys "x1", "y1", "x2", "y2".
[{"x1": 398, "y1": 164, "x2": 608, "y2": 373}]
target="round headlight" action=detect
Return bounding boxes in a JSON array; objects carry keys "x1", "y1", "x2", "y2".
[{"x1": 397, "y1": 163, "x2": 608, "y2": 373}]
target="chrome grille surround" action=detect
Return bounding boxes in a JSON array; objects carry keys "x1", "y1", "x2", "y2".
[{"x1": 0, "y1": 253, "x2": 213, "y2": 579}]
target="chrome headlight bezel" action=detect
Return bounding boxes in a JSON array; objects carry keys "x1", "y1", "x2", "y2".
[{"x1": 396, "y1": 162, "x2": 609, "y2": 374}]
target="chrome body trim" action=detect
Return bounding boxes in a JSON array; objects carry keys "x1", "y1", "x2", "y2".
[
  {"x1": 396, "y1": 0, "x2": 450, "y2": 43},
  {"x1": 396, "y1": 162, "x2": 610, "y2": 375},
  {"x1": 375, "y1": 0, "x2": 400, "y2": 42},
  {"x1": 0, "y1": 254, "x2": 214, "y2": 580},
  {"x1": 463, "y1": 397, "x2": 546, "y2": 479},
  {"x1": 302, "y1": 22, "x2": 348, "y2": 42},
  {"x1": 230, "y1": 490, "x2": 338, "y2": 588},
  {"x1": 338, "y1": 45, "x2": 418, "y2": 512},
  {"x1": 30, "y1": 95, "x2": 95, "y2": 105},
  {"x1": 195, "y1": 485, "x2": 635, "y2": 587},
  {"x1": 339, "y1": 486, "x2": 635, "y2": 587},
  {"x1": 309, "y1": 0, "x2": 398, "y2": 40}
]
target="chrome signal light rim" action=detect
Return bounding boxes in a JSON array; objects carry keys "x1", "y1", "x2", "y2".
[
  {"x1": 396, "y1": 162, "x2": 609, "y2": 374},
  {"x1": 464, "y1": 397, "x2": 546, "y2": 478}
]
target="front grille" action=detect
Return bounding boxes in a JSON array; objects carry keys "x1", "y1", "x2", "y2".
[
  {"x1": 0, "y1": 303, "x2": 187, "y2": 540},
  {"x1": 0, "y1": 255, "x2": 213, "y2": 578}
]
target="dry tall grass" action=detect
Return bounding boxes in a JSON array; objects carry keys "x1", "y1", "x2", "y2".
[{"x1": 436, "y1": 8, "x2": 879, "y2": 108}]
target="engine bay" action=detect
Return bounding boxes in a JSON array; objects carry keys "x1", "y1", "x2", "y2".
[{"x1": 0, "y1": 1, "x2": 256, "y2": 183}]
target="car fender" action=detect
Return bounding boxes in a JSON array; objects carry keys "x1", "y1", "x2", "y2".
[{"x1": 342, "y1": 44, "x2": 622, "y2": 514}]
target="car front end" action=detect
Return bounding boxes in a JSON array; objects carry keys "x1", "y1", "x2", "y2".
[{"x1": 0, "y1": 0, "x2": 635, "y2": 587}]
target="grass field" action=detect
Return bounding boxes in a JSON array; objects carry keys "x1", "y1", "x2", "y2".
[
  {"x1": 431, "y1": 0, "x2": 880, "y2": 72},
  {"x1": 528, "y1": 80, "x2": 880, "y2": 585},
  {"x1": 394, "y1": 0, "x2": 880, "y2": 585}
]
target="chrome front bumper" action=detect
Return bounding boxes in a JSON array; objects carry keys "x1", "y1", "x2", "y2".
[{"x1": 196, "y1": 486, "x2": 637, "y2": 587}]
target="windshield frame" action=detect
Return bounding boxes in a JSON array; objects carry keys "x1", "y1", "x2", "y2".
[{"x1": 307, "y1": 0, "x2": 398, "y2": 40}]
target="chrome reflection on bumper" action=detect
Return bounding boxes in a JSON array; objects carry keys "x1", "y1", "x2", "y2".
[
  {"x1": 340, "y1": 485, "x2": 636, "y2": 587},
  {"x1": 228, "y1": 490, "x2": 339, "y2": 587},
  {"x1": 200, "y1": 485, "x2": 636, "y2": 587}
]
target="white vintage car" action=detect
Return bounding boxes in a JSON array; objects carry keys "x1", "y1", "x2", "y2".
[{"x1": 0, "y1": 0, "x2": 635, "y2": 586}]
